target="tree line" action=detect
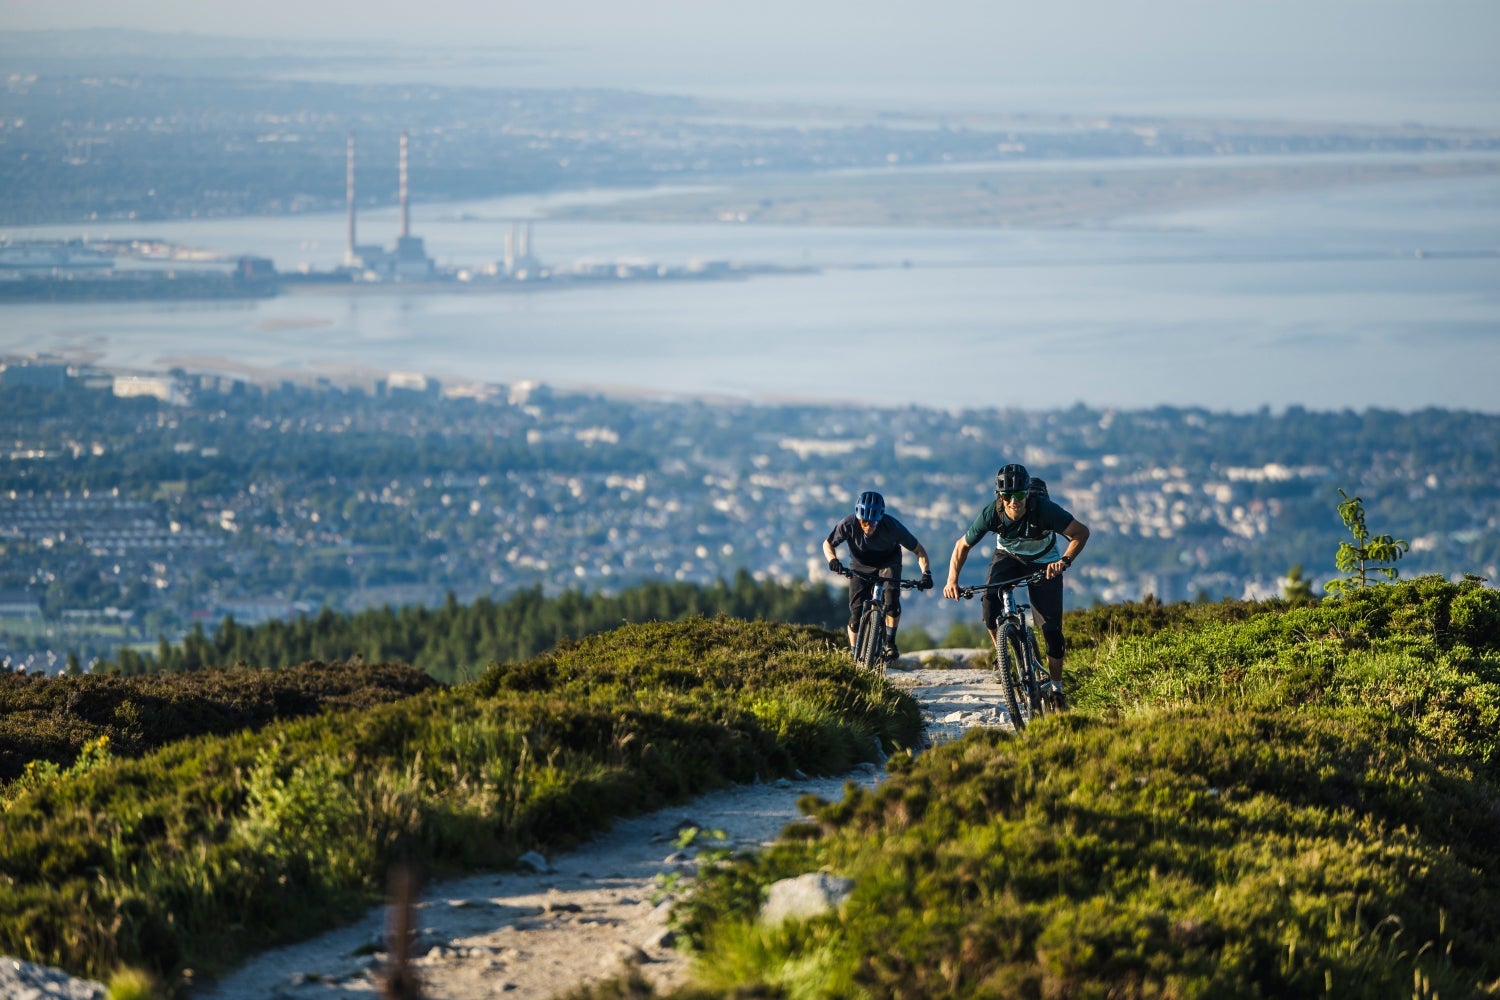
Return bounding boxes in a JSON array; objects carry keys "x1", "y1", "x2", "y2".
[{"x1": 107, "y1": 571, "x2": 844, "y2": 683}]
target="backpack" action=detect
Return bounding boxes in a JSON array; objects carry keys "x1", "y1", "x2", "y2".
[{"x1": 1020, "y1": 477, "x2": 1050, "y2": 539}]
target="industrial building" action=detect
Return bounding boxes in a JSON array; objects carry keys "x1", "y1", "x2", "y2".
[{"x1": 344, "y1": 130, "x2": 434, "y2": 281}]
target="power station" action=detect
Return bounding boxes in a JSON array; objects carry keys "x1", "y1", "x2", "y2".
[
  {"x1": 342, "y1": 129, "x2": 554, "y2": 282},
  {"x1": 0, "y1": 128, "x2": 779, "y2": 303},
  {"x1": 343, "y1": 130, "x2": 434, "y2": 281}
]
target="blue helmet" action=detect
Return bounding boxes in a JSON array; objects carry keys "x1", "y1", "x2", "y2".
[{"x1": 854, "y1": 491, "x2": 885, "y2": 523}]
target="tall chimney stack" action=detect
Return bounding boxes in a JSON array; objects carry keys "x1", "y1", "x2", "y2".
[
  {"x1": 346, "y1": 131, "x2": 356, "y2": 264},
  {"x1": 399, "y1": 131, "x2": 410, "y2": 240}
]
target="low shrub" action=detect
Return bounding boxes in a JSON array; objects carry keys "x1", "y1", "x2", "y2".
[
  {"x1": 677, "y1": 706, "x2": 1500, "y2": 999},
  {"x1": 0, "y1": 660, "x2": 438, "y2": 785},
  {"x1": 0, "y1": 617, "x2": 921, "y2": 990},
  {"x1": 1073, "y1": 577, "x2": 1500, "y2": 774},
  {"x1": 661, "y1": 578, "x2": 1500, "y2": 999},
  {"x1": 1061, "y1": 593, "x2": 1295, "y2": 651}
]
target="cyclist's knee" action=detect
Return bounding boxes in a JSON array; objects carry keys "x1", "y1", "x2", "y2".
[{"x1": 1042, "y1": 628, "x2": 1064, "y2": 656}]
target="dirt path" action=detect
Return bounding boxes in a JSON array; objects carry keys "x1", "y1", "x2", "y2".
[{"x1": 4, "y1": 651, "x2": 1008, "y2": 1000}]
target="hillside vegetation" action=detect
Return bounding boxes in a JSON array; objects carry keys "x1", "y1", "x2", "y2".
[
  {"x1": 0, "y1": 660, "x2": 438, "y2": 785},
  {"x1": 5, "y1": 577, "x2": 1497, "y2": 997},
  {"x1": 656, "y1": 576, "x2": 1500, "y2": 999},
  {"x1": 0, "y1": 617, "x2": 920, "y2": 989}
]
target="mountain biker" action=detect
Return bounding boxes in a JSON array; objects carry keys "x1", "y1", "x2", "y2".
[
  {"x1": 942, "y1": 463, "x2": 1089, "y2": 708},
  {"x1": 823, "y1": 490, "x2": 933, "y2": 659}
]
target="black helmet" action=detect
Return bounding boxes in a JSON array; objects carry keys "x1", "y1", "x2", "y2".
[
  {"x1": 854, "y1": 491, "x2": 885, "y2": 522},
  {"x1": 995, "y1": 463, "x2": 1030, "y2": 496}
]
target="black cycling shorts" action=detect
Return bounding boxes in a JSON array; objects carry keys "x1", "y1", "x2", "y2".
[
  {"x1": 848, "y1": 560, "x2": 901, "y2": 630},
  {"x1": 981, "y1": 554, "x2": 1064, "y2": 657}
]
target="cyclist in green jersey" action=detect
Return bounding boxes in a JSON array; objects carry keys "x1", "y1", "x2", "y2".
[{"x1": 943, "y1": 464, "x2": 1089, "y2": 706}]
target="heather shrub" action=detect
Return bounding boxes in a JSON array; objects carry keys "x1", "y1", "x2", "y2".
[
  {"x1": 0, "y1": 660, "x2": 437, "y2": 784},
  {"x1": 0, "y1": 617, "x2": 920, "y2": 989},
  {"x1": 665, "y1": 578, "x2": 1500, "y2": 1000}
]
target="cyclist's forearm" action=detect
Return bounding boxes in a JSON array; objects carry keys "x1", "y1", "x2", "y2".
[
  {"x1": 912, "y1": 543, "x2": 932, "y2": 575},
  {"x1": 1060, "y1": 521, "x2": 1090, "y2": 563},
  {"x1": 946, "y1": 538, "x2": 971, "y2": 585}
]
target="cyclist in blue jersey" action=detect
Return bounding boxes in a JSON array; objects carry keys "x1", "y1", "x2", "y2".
[
  {"x1": 943, "y1": 463, "x2": 1089, "y2": 707},
  {"x1": 823, "y1": 490, "x2": 933, "y2": 658}
]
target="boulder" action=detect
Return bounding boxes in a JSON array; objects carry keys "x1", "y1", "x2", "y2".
[{"x1": 759, "y1": 872, "x2": 855, "y2": 926}]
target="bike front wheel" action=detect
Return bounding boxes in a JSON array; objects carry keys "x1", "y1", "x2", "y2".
[
  {"x1": 854, "y1": 605, "x2": 885, "y2": 674},
  {"x1": 994, "y1": 620, "x2": 1027, "y2": 730},
  {"x1": 1018, "y1": 625, "x2": 1055, "y2": 719}
]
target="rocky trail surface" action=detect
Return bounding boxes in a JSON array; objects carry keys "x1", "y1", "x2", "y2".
[{"x1": 4, "y1": 650, "x2": 1008, "y2": 1000}]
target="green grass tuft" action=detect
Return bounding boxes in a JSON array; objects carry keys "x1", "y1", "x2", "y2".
[{"x1": 106, "y1": 966, "x2": 165, "y2": 1000}]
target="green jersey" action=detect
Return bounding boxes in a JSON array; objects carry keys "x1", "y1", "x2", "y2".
[{"x1": 963, "y1": 495, "x2": 1075, "y2": 563}]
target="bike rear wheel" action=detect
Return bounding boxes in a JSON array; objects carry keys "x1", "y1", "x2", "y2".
[
  {"x1": 995, "y1": 620, "x2": 1027, "y2": 730},
  {"x1": 854, "y1": 605, "x2": 885, "y2": 675}
]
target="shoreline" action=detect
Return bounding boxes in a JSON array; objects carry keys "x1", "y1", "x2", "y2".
[
  {"x1": 544, "y1": 159, "x2": 1500, "y2": 229},
  {"x1": 4, "y1": 152, "x2": 1498, "y2": 240}
]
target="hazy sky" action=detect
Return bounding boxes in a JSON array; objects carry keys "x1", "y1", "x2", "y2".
[{"x1": 6, "y1": 0, "x2": 1500, "y2": 124}]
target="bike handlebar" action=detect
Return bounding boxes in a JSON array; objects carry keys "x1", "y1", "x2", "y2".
[
  {"x1": 836, "y1": 568, "x2": 927, "y2": 590},
  {"x1": 954, "y1": 569, "x2": 1048, "y2": 600}
]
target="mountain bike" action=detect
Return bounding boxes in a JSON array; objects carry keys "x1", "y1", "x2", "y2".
[
  {"x1": 838, "y1": 567, "x2": 924, "y2": 676},
  {"x1": 956, "y1": 570, "x2": 1060, "y2": 730}
]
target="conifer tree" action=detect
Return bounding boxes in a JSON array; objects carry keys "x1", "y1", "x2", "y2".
[
  {"x1": 1326, "y1": 488, "x2": 1409, "y2": 595},
  {"x1": 1282, "y1": 564, "x2": 1316, "y2": 603}
]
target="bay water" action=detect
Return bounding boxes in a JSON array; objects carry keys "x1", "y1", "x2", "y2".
[{"x1": 3, "y1": 169, "x2": 1497, "y2": 413}]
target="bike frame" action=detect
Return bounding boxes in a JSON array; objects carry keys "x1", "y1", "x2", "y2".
[
  {"x1": 956, "y1": 571, "x2": 1058, "y2": 730},
  {"x1": 841, "y1": 568, "x2": 923, "y2": 675}
]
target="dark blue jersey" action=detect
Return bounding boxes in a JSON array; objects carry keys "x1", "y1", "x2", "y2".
[{"x1": 827, "y1": 513, "x2": 920, "y2": 569}]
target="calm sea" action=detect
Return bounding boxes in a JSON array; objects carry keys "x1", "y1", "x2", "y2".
[{"x1": 3, "y1": 168, "x2": 1498, "y2": 413}]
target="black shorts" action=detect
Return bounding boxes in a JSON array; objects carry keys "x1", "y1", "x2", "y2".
[
  {"x1": 848, "y1": 560, "x2": 901, "y2": 629},
  {"x1": 981, "y1": 554, "x2": 1064, "y2": 656}
]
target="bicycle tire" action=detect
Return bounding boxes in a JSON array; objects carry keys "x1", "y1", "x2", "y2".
[
  {"x1": 1019, "y1": 625, "x2": 1052, "y2": 719},
  {"x1": 867, "y1": 608, "x2": 888, "y2": 678},
  {"x1": 854, "y1": 605, "x2": 884, "y2": 673},
  {"x1": 995, "y1": 620, "x2": 1027, "y2": 730}
]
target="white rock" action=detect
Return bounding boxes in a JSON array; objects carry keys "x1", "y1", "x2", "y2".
[
  {"x1": 0, "y1": 957, "x2": 106, "y2": 1000},
  {"x1": 759, "y1": 872, "x2": 855, "y2": 926},
  {"x1": 516, "y1": 850, "x2": 551, "y2": 873}
]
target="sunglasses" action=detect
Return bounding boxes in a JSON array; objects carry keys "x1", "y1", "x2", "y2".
[{"x1": 999, "y1": 491, "x2": 1027, "y2": 501}]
